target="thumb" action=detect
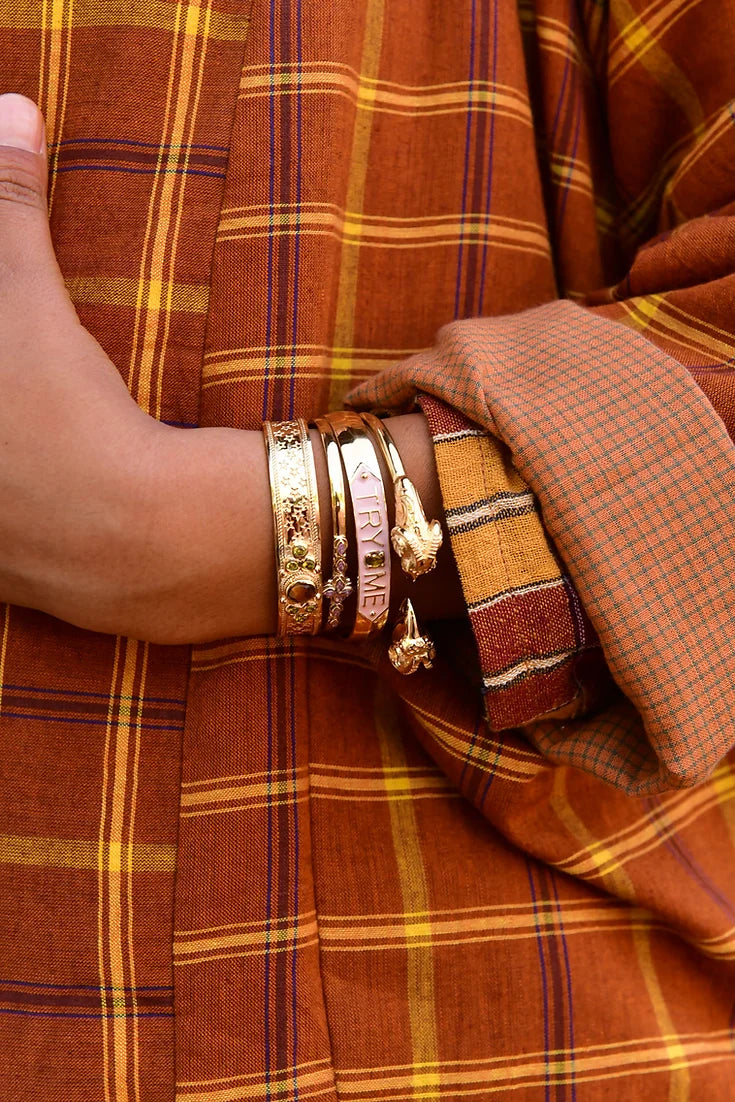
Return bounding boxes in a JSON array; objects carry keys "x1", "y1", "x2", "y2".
[{"x1": 0, "y1": 93, "x2": 73, "y2": 314}]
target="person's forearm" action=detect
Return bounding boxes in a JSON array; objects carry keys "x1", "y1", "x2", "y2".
[{"x1": 129, "y1": 413, "x2": 465, "y2": 645}]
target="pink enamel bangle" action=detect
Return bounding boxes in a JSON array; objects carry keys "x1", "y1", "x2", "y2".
[{"x1": 324, "y1": 411, "x2": 391, "y2": 640}]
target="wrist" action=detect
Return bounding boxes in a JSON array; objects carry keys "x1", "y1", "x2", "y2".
[{"x1": 114, "y1": 422, "x2": 277, "y2": 644}]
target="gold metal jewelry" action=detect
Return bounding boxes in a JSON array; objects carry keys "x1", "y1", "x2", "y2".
[
  {"x1": 359, "y1": 412, "x2": 443, "y2": 580},
  {"x1": 263, "y1": 419, "x2": 323, "y2": 635},
  {"x1": 324, "y1": 411, "x2": 391, "y2": 640},
  {"x1": 314, "y1": 416, "x2": 353, "y2": 631},
  {"x1": 388, "y1": 598, "x2": 436, "y2": 675}
]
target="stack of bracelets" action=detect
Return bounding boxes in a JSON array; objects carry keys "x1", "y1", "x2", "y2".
[{"x1": 262, "y1": 410, "x2": 444, "y2": 675}]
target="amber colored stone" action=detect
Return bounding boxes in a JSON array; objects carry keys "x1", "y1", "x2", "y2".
[{"x1": 287, "y1": 580, "x2": 316, "y2": 603}]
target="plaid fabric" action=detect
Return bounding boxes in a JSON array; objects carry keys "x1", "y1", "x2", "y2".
[{"x1": 2, "y1": 1, "x2": 735, "y2": 1101}]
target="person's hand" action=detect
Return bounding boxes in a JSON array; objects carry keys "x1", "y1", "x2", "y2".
[
  {"x1": 0, "y1": 92, "x2": 170, "y2": 635},
  {"x1": 0, "y1": 92, "x2": 460, "y2": 645}
]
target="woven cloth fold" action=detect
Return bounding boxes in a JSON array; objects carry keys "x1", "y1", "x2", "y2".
[{"x1": 349, "y1": 300, "x2": 735, "y2": 793}]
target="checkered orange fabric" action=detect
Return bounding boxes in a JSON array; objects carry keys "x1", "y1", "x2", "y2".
[{"x1": 1, "y1": 0, "x2": 735, "y2": 1099}]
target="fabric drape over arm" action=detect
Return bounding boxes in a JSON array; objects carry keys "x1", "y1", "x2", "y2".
[
  {"x1": 350, "y1": 301, "x2": 735, "y2": 794},
  {"x1": 350, "y1": 1, "x2": 735, "y2": 795}
]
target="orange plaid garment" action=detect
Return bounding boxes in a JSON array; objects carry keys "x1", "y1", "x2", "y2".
[{"x1": 2, "y1": 2, "x2": 735, "y2": 1102}]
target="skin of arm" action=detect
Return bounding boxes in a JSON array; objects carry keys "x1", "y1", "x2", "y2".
[{"x1": 0, "y1": 93, "x2": 465, "y2": 644}]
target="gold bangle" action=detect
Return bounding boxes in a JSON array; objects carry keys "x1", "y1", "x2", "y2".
[
  {"x1": 263, "y1": 419, "x2": 323, "y2": 635},
  {"x1": 359, "y1": 411, "x2": 443, "y2": 580},
  {"x1": 324, "y1": 411, "x2": 391, "y2": 640},
  {"x1": 313, "y1": 416, "x2": 353, "y2": 631}
]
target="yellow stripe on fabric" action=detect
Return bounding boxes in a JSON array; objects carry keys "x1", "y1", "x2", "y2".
[
  {"x1": 177, "y1": 1069, "x2": 336, "y2": 1102},
  {"x1": 182, "y1": 765, "x2": 308, "y2": 790},
  {"x1": 153, "y1": 0, "x2": 213, "y2": 419},
  {"x1": 617, "y1": 102, "x2": 725, "y2": 240},
  {"x1": 177, "y1": 1055, "x2": 331, "y2": 1091},
  {"x1": 340, "y1": 1028, "x2": 734, "y2": 1076},
  {"x1": 664, "y1": 105, "x2": 732, "y2": 210},
  {"x1": 619, "y1": 295, "x2": 735, "y2": 362},
  {"x1": 218, "y1": 218, "x2": 551, "y2": 256},
  {"x1": 608, "y1": 0, "x2": 704, "y2": 131},
  {"x1": 1, "y1": 0, "x2": 244, "y2": 38},
  {"x1": 126, "y1": 643, "x2": 148, "y2": 1102},
  {"x1": 202, "y1": 355, "x2": 386, "y2": 388},
  {"x1": 319, "y1": 903, "x2": 645, "y2": 943},
  {"x1": 609, "y1": 0, "x2": 704, "y2": 80},
  {"x1": 180, "y1": 795, "x2": 309, "y2": 819},
  {"x1": 0, "y1": 832, "x2": 175, "y2": 870},
  {"x1": 176, "y1": 912, "x2": 316, "y2": 938},
  {"x1": 557, "y1": 766, "x2": 735, "y2": 878},
  {"x1": 551, "y1": 771, "x2": 690, "y2": 1101},
  {"x1": 39, "y1": 0, "x2": 73, "y2": 209},
  {"x1": 327, "y1": 0, "x2": 385, "y2": 409},
  {"x1": 239, "y1": 66, "x2": 532, "y2": 124},
  {"x1": 535, "y1": 15, "x2": 586, "y2": 67},
  {"x1": 309, "y1": 773, "x2": 450, "y2": 794},
  {"x1": 129, "y1": 0, "x2": 212, "y2": 417},
  {"x1": 181, "y1": 775, "x2": 310, "y2": 807},
  {"x1": 550, "y1": 154, "x2": 594, "y2": 199},
  {"x1": 66, "y1": 276, "x2": 209, "y2": 314},
  {"x1": 332, "y1": 1035, "x2": 733, "y2": 1095},
  {"x1": 174, "y1": 920, "x2": 319, "y2": 957},
  {"x1": 219, "y1": 207, "x2": 548, "y2": 239},
  {"x1": 406, "y1": 702, "x2": 543, "y2": 782},
  {"x1": 109, "y1": 640, "x2": 143, "y2": 1102},
  {"x1": 98, "y1": 639, "x2": 120, "y2": 1100},
  {"x1": 375, "y1": 684, "x2": 439, "y2": 1092}
]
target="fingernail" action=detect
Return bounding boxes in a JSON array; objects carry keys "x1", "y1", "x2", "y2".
[{"x1": 0, "y1": 93, "x2": 45, "y2": 154}]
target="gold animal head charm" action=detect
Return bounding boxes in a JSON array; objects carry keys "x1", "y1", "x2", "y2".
[
  {"x1": 391, "y1": 476, "x2": 443, "y2": 580},
  {"x1": 388, "y1": 599, "x2": 436, "y2": 675}
]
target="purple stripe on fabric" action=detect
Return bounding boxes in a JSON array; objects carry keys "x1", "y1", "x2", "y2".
[
  {"x1": 1, "y1": 694, "x2": 182, "y2": 722},
  {"x1": 56, "y1": 137, "x2": 228, "y2": 151},
  {"x1": 477, "y1": 0, "x2": 499, "y2": 310},
  {"x1": 0, "y1": 712, "x2": 184, "y2": 731},
  {"x1": 289, "y1": 652, "x2": 300, "y2": 1097},
  {"x1": 536, "y1": 864, "x2": 570, "y2": 1102},
  {"x1": 0, "y1": 683, "x2": 185, "y2": 705},
  {"x1": 55, "y1": 164, "x2": 225, "y2": 179},
  {"x1": 462, "y1": 0, "x2": 490, "y2": 318},
  {"x1": 556, "y1": 90, "x2": 583, "y2": 234},
  {"x1": 264, "y1": 638, "x2": 275, "y2": 1083},
  {"x1": 550, "y1": 871, "x2": 577, "y2": 1101},
  {"x1": 274, "y1": 643, "x2": 290, "y2": 1077},
  {"x1": 478, "y1": 727, "x2": 506, "y2": 808},
  {"x1": 0, "y1": 1007, "x2": 172, "y2": 1019},
  {"x1": 453, "y1": 0, "x2": 477, "y2": 319},
  {"x1": 290, "y1": 4, "x2": 304, "y2": 1090},
  {"x1": 262, "y1": 0, "x2": 278, "y2": 421},
  {"x1": 0, "y1": 988, "x2": 172, "y2": 1009},
  {"x1": 643, "y1": 798, "x2": 735, "y2": 923},
  {"x1": 57, "y1": 146, "x2": 227, "y2": 169},
  {"x1": 526, "y1": 859, "x2": 552, "y2": 1102},
  {"x1": 548, "y1": 0, "x2": 575, "y2": 146},
  {"x1": 458, "y1": 710, "x2": 487, "y2": 790},
  {"x1": 272, "y1": 0, "x2": 294, "y2": 424},
  {"x1": 0, "y1": 978, "x2": 172, "y2": 990}
]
